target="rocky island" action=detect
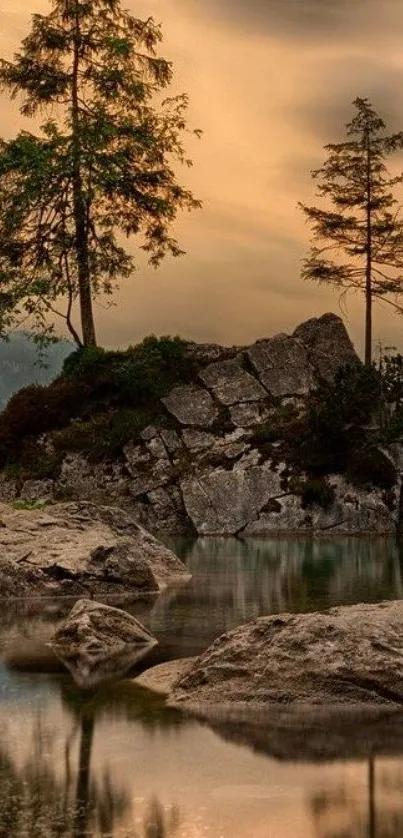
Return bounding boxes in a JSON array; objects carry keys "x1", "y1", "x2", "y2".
[{"x1": 0, "y1": 312, "x2": 401, "y2": 538}]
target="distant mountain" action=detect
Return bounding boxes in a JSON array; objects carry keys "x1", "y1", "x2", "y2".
[{"x1": 0, "y1": 333, "x2": 73, "y2": 410}]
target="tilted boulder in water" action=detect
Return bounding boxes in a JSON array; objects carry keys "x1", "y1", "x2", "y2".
[
  {"x1": 49, "y1": 598, "x2": 158, "y2": 688},
  {"x1": 170, "y1": 600, "x2": 403, "y2": 710}
]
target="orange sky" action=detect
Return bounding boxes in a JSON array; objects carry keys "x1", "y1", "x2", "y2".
[{"x1": 2, "y1": 0, "x2": 403, "y2": 354}]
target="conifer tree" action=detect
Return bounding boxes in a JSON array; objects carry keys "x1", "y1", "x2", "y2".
[
  {"x1": 0, "y1": 0, "x2": 201, "y2": 346},
  {"x1": 299, "y1": 98, "x2": 403, "y2": 364}
]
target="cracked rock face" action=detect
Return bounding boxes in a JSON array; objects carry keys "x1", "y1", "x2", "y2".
[
  {"x1": 7, "y1": 312, "x2": 392, "y2": 538},
  {"x1": 294, "y1": 312, "x2": 358, "y2": 383},
  {"x1": 248, "y1": 334, "x2": 315, "y2": 396},
  {"x1": 162, "y1": 384, "x2": 219, "y2": 427},
  {"x1": 199, "y1": 357, "x2": 267, "y2": 405},
  {"x1": 180, "y1": 466, "x2": 283, "y2": 535}
]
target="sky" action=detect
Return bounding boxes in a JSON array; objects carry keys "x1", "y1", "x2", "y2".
[{"x1": 2, "y1": 0, "x2": 403, "y2": 354}]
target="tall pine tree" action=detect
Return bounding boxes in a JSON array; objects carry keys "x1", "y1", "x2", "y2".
[
  {"x1": 299, "y1": 98, "x2": 403, "y2": 364},
  {"x1": 0, "y1": 0, "x2": 201, "y2": 346}
]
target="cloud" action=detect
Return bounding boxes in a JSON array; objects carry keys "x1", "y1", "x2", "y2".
[
  {"x1": 180, "y1": 0, "x2": 392, "y2": 42},
  {"x1": 279, "y1": 56, "x2": 403, "y2": 144}
]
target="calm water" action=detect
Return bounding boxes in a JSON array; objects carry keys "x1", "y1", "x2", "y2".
[{"x1": 2, "y1": 536, "x2": 403, "y2": 838}]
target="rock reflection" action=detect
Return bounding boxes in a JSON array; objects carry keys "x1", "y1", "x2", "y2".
[{"x1": 310, "y1": 756, "x2": 403, "y2": 838}]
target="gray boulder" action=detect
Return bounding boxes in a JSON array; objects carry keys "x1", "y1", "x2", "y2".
[
  {"x1": 248, "y1": 334, "x2": 315, "y2": 396},
  {"x1": 171, "y1": 600, "x2": 403, "y2": 709},
  {"x1": 293, "y1": 312, "x2": 359, "y2": 382},
  {"x1": 199, "y1": 357, "x2": 267, "y2": 405},
  {"x1": 162, "y1": 384, "x2": 219, "y2": 427},
  {"x1": 50, "y1": 599, "x2": 157, "y2": 687}
]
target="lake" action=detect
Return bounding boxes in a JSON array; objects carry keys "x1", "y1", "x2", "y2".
[{"x1": 1, "y1": 536, "x2": 403, "y2": 838}]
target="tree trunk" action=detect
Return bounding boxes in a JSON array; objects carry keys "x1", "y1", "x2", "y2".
[
  {"x1": 71, "y1": 2, "x2": 97, "y2": 348},
  {"x1": 365, "y1": 128, "x2": 372, "y2": 366}
]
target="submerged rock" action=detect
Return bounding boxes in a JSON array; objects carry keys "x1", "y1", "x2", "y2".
[
  {"x1": 50, "y1": 599, "x2": 157, "y2": 688},
  {"x1": 170, "y1": 600, "x2": 403, "y2": 709},
  {"x1": 0, "y1": 501, "x2": 190, "y2": 598}
]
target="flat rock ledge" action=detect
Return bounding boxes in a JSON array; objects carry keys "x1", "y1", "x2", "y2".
[
  {"x1": 169, "y1": 600, "x2": 403, "y2": 710},
  {"x1": 0, "y1": 501, "x2": 190, "y2": 598},
  {"x1": 134, "y1": 658, "x2": 197, "y2": 695},
  {"x1": 50, "y1": 599, "x2": 158, "y2": 688}
]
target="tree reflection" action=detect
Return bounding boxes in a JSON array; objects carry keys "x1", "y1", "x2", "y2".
[
  {"x1": 0, "y1": 673, "x2": 186, "y2": 838},
  {"x1": 310, "y1": 755, "x2": 403, "y2": 838}
]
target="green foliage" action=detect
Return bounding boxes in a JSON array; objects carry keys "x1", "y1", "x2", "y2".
[
  {"x1": 299, "y1": 97, "x2": 403, "y2": 363},
  {"x1": 0, "y1": 1, "x2": 201, "y2": 345},
  {"x1": 13, "y1": 499, "x2": 46, "y2": 511},
  {"x1": 62, "y1": 335, "x2": 195, "y2": 405},
  {"x1": 300, "y1": 478, "x2": 336, "y2": 510},
  {"x1": 52, "y1": 408, "x2": 160, "y2": 462},
  {"x1": 0, "y1": 334, "x2": 192, "y2": 471},
  {"x1": 277, "y1": 361, "x2": 397, "y2": 492},
  {"x1": 289, "y1": 363, "x2": 381, "y2": 477},
  {"x1": 249, "y1": 404, "x2": 300, "y2": 447}
]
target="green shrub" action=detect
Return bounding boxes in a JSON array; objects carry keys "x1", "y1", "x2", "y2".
[
  {"x1": 52, "y1": 408, "x2": 161, "y2": 462},
  {"x1": 0, "y1": 334, "x2": 193, "y2": 471},
  {"x1": 13, "y1": 499, "x2": 46, "y2": 511},
  {"x1": 300, "y1": 478, "x2": 336, "y2": 510},
  {"x1": 62, "y1": 335, "x2": 195, "y2": 408},
  {"x1": 62, "y1": 344, "x2": 108, "y2": 378},
  {"x1": 4, "y1": 438, "x2": 63, "y2": 481}
]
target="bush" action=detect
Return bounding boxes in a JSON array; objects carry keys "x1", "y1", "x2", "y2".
[
  {"x1": 0, "y1": 334, "x2": 193, "y2": 471},
  {"x1": 52, "y1": 408, "x2": 162, "y2": 462},
  {"x1": 4, "y1": 439, "x2": 63, "y2": 482},
  {"x1": 62, "y1": 335, "x2": 196, "y2": 407},
  {"x1": 0, "y1": 378, "x2": 91, "y2": 467}
]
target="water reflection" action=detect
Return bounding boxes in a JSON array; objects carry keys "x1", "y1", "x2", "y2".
[
  {"x1": 310, "y1": 756, "x2": 403, "y2": 838},
  {"x1": 2, "y1": 537, "x2": 403, "y2": 838},
  {"x1": 0, "y1": 675, "x2": 186, "y2": 838},
  {"x1": 2, "y1": 537, "x2": 403, "y2": 669}
]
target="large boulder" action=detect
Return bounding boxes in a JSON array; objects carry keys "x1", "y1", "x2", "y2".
[
  {"x1": 293, "y1": 312, "x2": 359, "y2": 383},
  {"x1": 50, "y1": 599, "x2": 157, "y2": 687},
  {"x1": 199, "y1": 357, "x2": 267, "y2": 405},
  {"x1": 170, "y1": 600, "x2": 403, "y2": 709},
  {"x1": 247, "y1": 334, "x2": 315, "y2": 396},
  {"x1": 0, "y1": 501, "x2": 190, "y2": 598},
  {"x1": 162, "y1": 384, "x2": 219, "y2": 427}
]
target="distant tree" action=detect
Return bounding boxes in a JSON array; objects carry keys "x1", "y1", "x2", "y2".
[
  {"x1": 299, "y1": 97, "x2": 403, "y2": 364},
  {"x1": 0, "y1": 0, "x2": 201, "y2": 346}
]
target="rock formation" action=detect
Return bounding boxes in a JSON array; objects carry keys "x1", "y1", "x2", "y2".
[
  {"x1": 0, "y1": 501, "x2": 190, "y2": 598},
  {"x1": 2, "y1": 312, "x2": 397, "y2": 536},
  {"x1": 50, "y1": 598, "x2": 157, "y2": 687},
  {"x1": 170, "y1": 600, "x2": 403, "y2": 709}
]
